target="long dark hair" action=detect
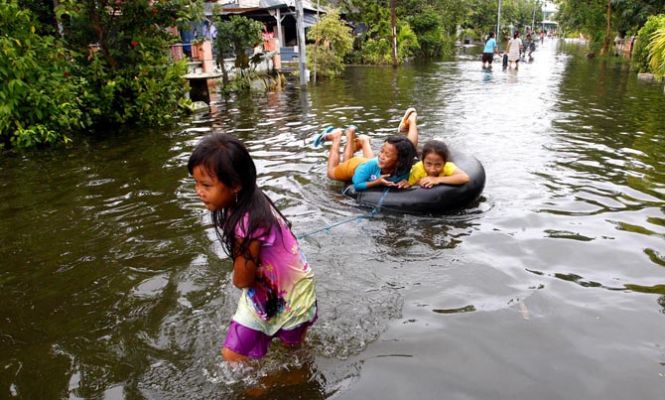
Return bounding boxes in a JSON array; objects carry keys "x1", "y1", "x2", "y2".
[
  {"x1": 187, "y1": 133, "x2": 290, "y2": 262},
  {"x1": 421, "y1": 140, "x2": 449, "y2": 163},
  {"x1": 385, "y1": 136, "x2": 417, "y2": 177},
  {"x1": 486, "y1": 32, "x2": 495, "y2": 43}
]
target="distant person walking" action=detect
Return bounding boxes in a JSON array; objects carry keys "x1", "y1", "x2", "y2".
[
  {"x1": 482, "y1": 32, "x2": 499, "y2": 69},
  {"x1": 506, "y1": 31, "x2": 523, "y2": 69},
  {"x1": 524, "y1": 33, "x2": 536, "y2": 61}
]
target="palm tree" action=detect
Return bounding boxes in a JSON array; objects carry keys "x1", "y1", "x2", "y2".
[{"x1": 648, "y1": 27, "x2": 665, "y2": 79}]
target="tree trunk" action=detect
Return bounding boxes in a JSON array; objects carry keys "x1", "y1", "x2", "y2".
[
  {"x1": 601, "y1": 0, "x2": 612, "y2": 56},
  {"x1": 390, "y1": 0, "x2": 397, "y2": 67},
  {"x1": 52, "y1": 0, "x2": 64, "y2": 37},
  {"x1": 89, "y1": 0, "x2": 118, "y2": 69},
  {"x1": 220, "y1": 59, "x2": 229, "y2": 86}
]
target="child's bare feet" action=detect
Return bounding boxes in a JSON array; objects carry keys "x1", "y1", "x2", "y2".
[
  {"x1": 354, "y1": 134, "x2": 370, "y2": 152},
  {"x1": 327, "y1": 128, "x2": 343, "y2": 142},
  {"x1": 344, "y1": 124, "x2": 357, "y2": 137},
  {"x1": 398, "y1": 107, "x2": 417, "y2": 132},
  {"x1": 313, "y1": 126, "x2": 338, "y2": 147}
]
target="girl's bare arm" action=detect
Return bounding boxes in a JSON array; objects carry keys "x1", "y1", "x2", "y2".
[
  {"x1": 232, "y1": 239, "x2": 261, "y2": 288},
  {"x1": 419, "y1": 168, "x2": 470, "y2": 188}
]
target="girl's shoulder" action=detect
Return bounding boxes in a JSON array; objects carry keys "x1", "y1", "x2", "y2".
[
  {"x1": 443, "y1": 161, "x2": 457, "y2": 176},
  {"x1": 410, "y1": 160, "x2": 424, "y2": 173},
  {"x1": 360, "y1": 157, "x2": 380, "y2": 169},
  {"x1": 235, "y1": 210, "x2": 280, "y2": 244}
]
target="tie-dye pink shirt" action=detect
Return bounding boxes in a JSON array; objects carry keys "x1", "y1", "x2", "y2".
[{"x1": 231, "y1": 213, "x2": 316, "y2": 335}]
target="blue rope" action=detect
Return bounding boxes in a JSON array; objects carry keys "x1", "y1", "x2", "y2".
[
  {"x1": 296, "y1": 188, "x2": 391, "y2": 240},
  {"x1": 369, "y1": 187, "x2": 390, "y2": 216}
]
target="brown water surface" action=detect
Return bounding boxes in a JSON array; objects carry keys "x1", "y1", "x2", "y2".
[{"x1": 1, "y1": 39, "x2": 664, "y2": 399}]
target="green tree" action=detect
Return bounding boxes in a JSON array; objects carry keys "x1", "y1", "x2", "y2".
[
  {"x1": 57, "y1": 0, "x2": 202, "y2": 127},
  {"x1": 340, "y1": 0, "x2": 543, "y2": 60},
  {"x1": 17, "y1": 0, "x2": 59, "y2": 35},
  {"x1": 214, "y1": 20, "x2": 234, "y2": 85},
  {"x1": 213, "y1": 15, "x2": 263, "y2": 90},
  {"x1": 214, "y1": 16, "x2": 263, "y2": 70},
  {"x1": 557, "y1": 0, "x2": 608, "y2": 53},
  {"x1": 397, "y1": 21, "x2": 420, "y2": 60},
  {"x1": 613, "y1": 0, "x2": 665, "y2": 36},
  {"x1": 556, "y1": 0, "x2": 665, "y2": 56},
  {"x1": 307, "y1": 9, "x2": 353, "y2": 78},
  {"x1": 498, "y1": 0, "x2": 542, "y2": 33},
  {"x1": 0, "y1": 0, "x2": 83, "y2": 148},
  {"x1": 340, "y1": 0, "x2": 419, "y2": 64},
  {"x1": 633, "y1": 14, "x2": 665, "y2": 72},
  {"x1": 647, "y1": 17, "x2": 665, "y2": 78},
  {"x1": 408, "y1": 9, "x2": 447, "y2": 58}
]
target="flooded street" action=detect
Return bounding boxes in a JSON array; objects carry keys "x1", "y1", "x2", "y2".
[{"x1": 1, "y1": 39, "x2": 664, "y2": 399}]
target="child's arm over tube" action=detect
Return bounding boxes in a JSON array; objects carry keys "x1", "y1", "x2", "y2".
[{"x1": 418, "y1": 168, "x2": 470, "y2": 188}]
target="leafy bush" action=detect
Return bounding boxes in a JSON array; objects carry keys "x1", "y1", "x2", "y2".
[
  {"x1": 214, "y1": 16, "x2": 263, "y2": 70},
  {"x1": 59, "y1": 0, "x2": 199, "y2": 127},
  {"x1": 343, "y1": 2, "x2": 418, "y2": 65},
  {"x1": 397, "y1": 22, "x2": 419, "y2": 61},
  {"x1": 361, "y1": 37, "x2": 393, "y2": 64},
  {"x1": 634, "y1": 14, "x2": 665, "y2": 73},
  {"x1": 648, "y1": 22, "x2": 665, "y2": 79},
  {"x1": 307, "y1": 9, "x2": 353, "y2": 78},
  {"x1": 355, "y1": 23, "x2": 420, "y2": 65},
  {"x1": 0, "y1": 1, "x2": 84, "y2": 148},
  {"x1": 409, "y1": 11, "x2": 445, "y2": 58},
  {"x1": 214, "y1": 15, "x2": 264, "y2": 90}
]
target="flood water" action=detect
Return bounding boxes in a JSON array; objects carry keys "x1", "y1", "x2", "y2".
[{"x1": 1, "y1": 39, "x2": 665, "y2": 399}]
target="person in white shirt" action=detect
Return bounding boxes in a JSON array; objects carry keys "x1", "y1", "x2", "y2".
[{"x1": 506, "y1": 31, "x2": 524, "y2": 69}]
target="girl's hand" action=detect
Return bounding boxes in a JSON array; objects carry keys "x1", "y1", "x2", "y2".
[
  {"x1": 419, "y1": 176, "x2": 441, "y2": 188},
  {"x1": 396, "y1": 179, "x2": 410, "y2": 189},
  {"x1": 374, "y1": 174, "x2": 397, "y2": 187}
]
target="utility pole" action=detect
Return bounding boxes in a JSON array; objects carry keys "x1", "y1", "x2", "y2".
[
  {"x1": 497, "y1": 0, "x2": 502, "y2": 51},
  {"x1": 296, "y1": 0, "x2": 308, "y2": 86},
  {"x1": 313, "y1": 0, "x2": 319, "y2": 84},
  {"x1": 390, "y1": 0, "x2": 397, "y2": 67}
]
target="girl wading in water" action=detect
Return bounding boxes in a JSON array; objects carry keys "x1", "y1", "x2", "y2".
[{"x1": 189, "y1": 133, "x2": 317, "y2": 361}]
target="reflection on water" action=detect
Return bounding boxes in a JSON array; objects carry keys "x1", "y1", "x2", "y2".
[{"x1": 1, "y1": 39, "x2": 664, "y2": 399}]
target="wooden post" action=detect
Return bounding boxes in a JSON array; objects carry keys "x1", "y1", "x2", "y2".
[
  {"x1": 390, "y1": 0, "x2": 397, "y2": 67},
  {"x1": 497, "y1": 0, "x2": 502, "y2": 51},
  {"x1": 296, "y1": 0, "x2": 308, "y2": 85},
  {"x1": 200, "y1": 40, "x2": 214, "y2": 73},
  {"x1": 601, "y1": 0, "x2": 612, "y2": 56},
  {"x1": 275, "y1": 8, "x2": 284, "y2": 48},
  {"x1": 313, "y1": 0, "x2": 320, "y2": 84}
]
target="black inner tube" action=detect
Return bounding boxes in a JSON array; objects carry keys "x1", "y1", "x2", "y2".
[{"x1": 343, "y1": 149, "x2": 485, "y2": 215}]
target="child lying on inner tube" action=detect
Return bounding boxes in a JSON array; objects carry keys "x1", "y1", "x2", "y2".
[
  {"x1": 407, "y1": 140, "x2": 470, "y2": 189},
  {"x1": 313, "y1": 108, "x2": 469, "y2": 190},
  {"x1": 312, "y1": 108, "x2": 419, "y2": 191}
]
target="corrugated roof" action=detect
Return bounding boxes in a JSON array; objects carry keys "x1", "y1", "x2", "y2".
[
  {"x1": 204, "y1": 0, "x2": 324, "y2": 15},
  {"x1": 203, "y1": 0, "x2": 326, "y2": 15},
  {"x1": 259, "y1": 0, "x2": 288, "y2": 9}
]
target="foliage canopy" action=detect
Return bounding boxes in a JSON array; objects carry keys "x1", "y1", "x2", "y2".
[
  {"x1": 0, "y1": 0, "x2": 83, "y2": 148},
  {"x1": 307, "y1": 9, "x2": 354, "y2": 78},
  {"x1": 647, "y1": 17, "x2": 665, "y2": 78},
  {"x1": 633, "y1": 14, "x2": 665, "y2": 73},
  {"x1": 2, "y1": 0, "x2": 202, "y2": 149}
]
